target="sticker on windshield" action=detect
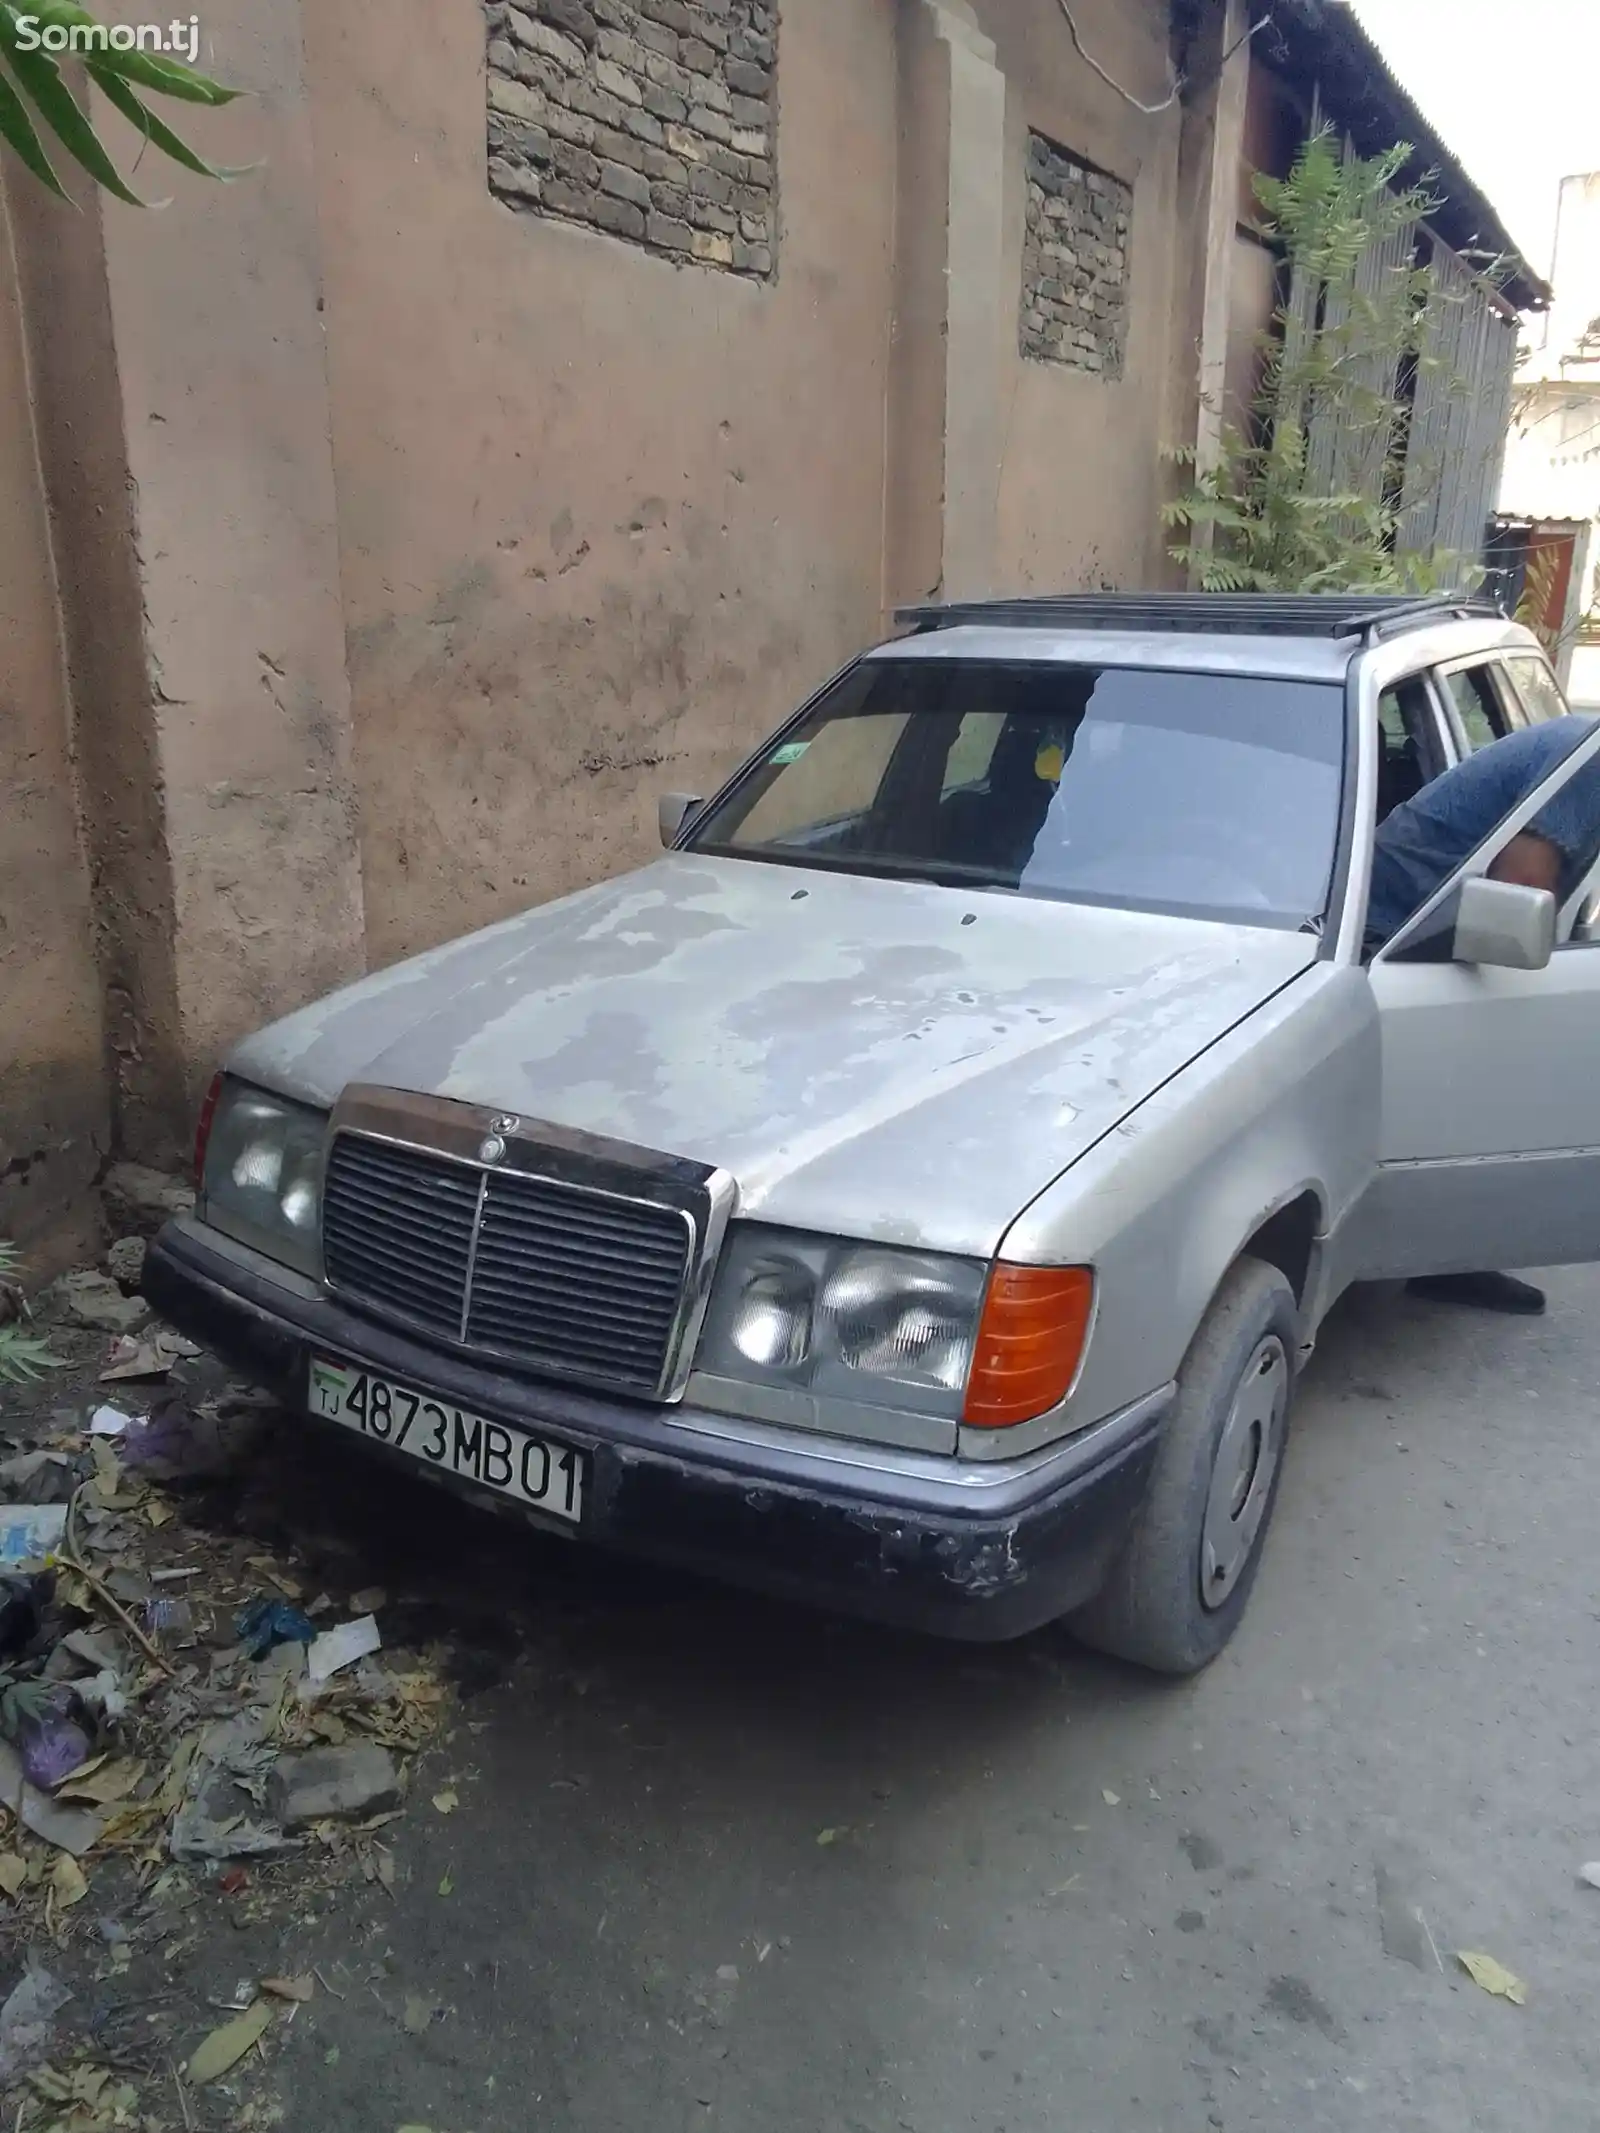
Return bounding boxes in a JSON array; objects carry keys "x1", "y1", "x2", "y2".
[{"x1": 771, "y1": 740, "x2": 810, "y2": 765}]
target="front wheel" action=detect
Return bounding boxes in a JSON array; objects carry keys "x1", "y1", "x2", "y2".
[{"x1": 1068, "y1": 1256, "x2": 1296, "y2": 1675}]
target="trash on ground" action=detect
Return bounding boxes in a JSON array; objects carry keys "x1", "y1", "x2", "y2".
[
  {"x1": 432, "y1": 1788, "x2": 458, "y2": 1814},
  {"x1": 307, "y1": 1613, "x2": 382, "y2": 1684},
  {"x1": 1102, "y1": 1789, "x2": 1122, "y2": 1806},
  {"x1": 0, "y1": 1504, "x2": 69, "y2": 1566},
  {"x1": 1457, "y1": 1950, "x2": 1528, "y2": 2004},
  {"x1": 271, "y1": 1742, "x2": 401, "y2": 1828},
  {"x1": 185, "y1": 1999, "x2": 276, "y2": 2086},
  {"x1": 260, "y1": 1975, "x2": 315, "y2": 2003},
  {"x1": 0, "y1": 1740, "x2": 107, "y2": 1855},
  {"x1": 88, "y1": 1406, "x2": 131, "y2": 1438},
  {"x1": 236, "y1": 1596, "x2": 316, "y2": 1658},
  {"x1": 99, "y1": 1328, "x2": 199, "y2": 1383},
  {"x1": 1580, "y1": 1861, "x2": 1600, "y2": 1889},
  {"x1": 6, "y1": 1681, "x2": 95, "y2": 1790},
  {"x1": 47, "y1": 1270, "x2": 150, "y2": 1337},
  {"x1": 0, "y1": 1963, "x2": 71, "y2": 2083}
]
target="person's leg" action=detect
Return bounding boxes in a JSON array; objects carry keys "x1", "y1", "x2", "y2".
[{"x1": 1407, "y1": 1271, "x2": 1546, "y2": 1314}]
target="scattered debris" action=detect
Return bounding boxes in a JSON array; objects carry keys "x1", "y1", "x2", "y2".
[
  {"x1": 260, "y1": 1976, "x2": 315, "y2": 2004},
  {"x1": 45, "y1": 1271, "x2": 151, "y2": 1337},
  {"x1": 0, "y1": 1965, "x2": 71, "y2": 2084},
  {"x1": 185, "y1": 1999, "x2": 275, "y2": 2086},
  {"x1": 815, "y1": 1827, "x2": 844, "y2": 1846},
  {"x1": 88, "y1": 1406, "x2": 131, "y2": 1438},
  {"x1": 432, "y1": 1788, "x2": 458, "y2": 1815},
  {"x1": 1102, "y1": 1789, "x2": 1122, "y2": 1807},
  {"x1": 0, "y1": 1740, "x2": 107, "y2": 1855},
  {"x1": 307, "y1": 1613, "x2": 382, "y2": 1685},
  {"x1": 1374, "y1": 1853, "x2": 1444, "y2": 1971},
  {"x1": 104, "y1": 1237, "x2": 147, "y2": 1291},
  {"x1": 100, "y1": 1329, "x2": 202, "y2": 1384},
  {"x1": 271, "y1": 1743, "x2": 402, "y2": 1829},
  {"x1": 1580, "y1": 1861, "x2": 1600, "y2": 1890},
  {"x1": 101, "y1": 1161, "x2": 194, "y2": 1239},
  {"x1": 0, "y1": 1503, "x2": 68, "y2": 1565},
  {"x1": 236, "y1": 1597, "x2": 316, "y2": 1658},
  {"x1": 1457, "y1": 1951, "x2": 1528, "y2": 2005}
]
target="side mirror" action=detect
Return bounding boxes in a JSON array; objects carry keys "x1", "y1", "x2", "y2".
[
  {"x1": 658, "y1": 793, "x2": 703, "y2": 848},
  {"x1": 1453, "y1": 875, "x2": 1556, "y2": 971}
]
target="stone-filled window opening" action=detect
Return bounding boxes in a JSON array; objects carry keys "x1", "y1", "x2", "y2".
[
  {"x1": 1020, "y1": 130, "x2": 1131, "y2": 377},
  {"x1": 485, "y1": 0, "x2": 778, "y2": 280}
]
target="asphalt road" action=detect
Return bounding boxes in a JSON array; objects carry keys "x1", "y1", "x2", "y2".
[{"x1": 279, "y1": 1270, "x2": 1600, "y2": 2133}]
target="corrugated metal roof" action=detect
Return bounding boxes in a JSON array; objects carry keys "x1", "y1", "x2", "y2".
[{"x1": 1257, "y1": 0, "x2": 1551, "y2": 313}]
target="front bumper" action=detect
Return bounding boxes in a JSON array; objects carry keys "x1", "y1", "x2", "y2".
[{"x1": 146, "y1": 1218, "x2": 1169, "y2": 1642}]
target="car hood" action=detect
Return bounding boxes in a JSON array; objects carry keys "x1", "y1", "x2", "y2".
[{"x1": 233, "y1": 856, "x2": 1317, "y2": 1257}]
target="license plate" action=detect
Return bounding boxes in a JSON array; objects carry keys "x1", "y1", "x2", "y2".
[{"x1": 308, "y1": 1357, "x2": 585, "y2": 1524}]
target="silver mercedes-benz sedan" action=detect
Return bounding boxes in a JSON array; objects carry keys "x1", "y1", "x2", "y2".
[{"x1": 147, "y1": 592, "x2": 1597, "y2": 1672}]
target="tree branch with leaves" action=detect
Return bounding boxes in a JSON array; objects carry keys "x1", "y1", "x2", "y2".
[
  {"x1": 0, "y1": 0, "x2": 242, "y2": 204},
  {"x1": 1166, "y1": 128, "x2": 1491, "y2": 594}
]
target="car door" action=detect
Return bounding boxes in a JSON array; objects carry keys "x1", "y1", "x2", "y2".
[{"x1": 1353, "y1": 714, "x2": 1600, "y2": 1278}]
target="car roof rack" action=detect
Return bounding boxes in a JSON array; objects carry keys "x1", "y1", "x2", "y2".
[{"x1": 894, "y1": 591, "x2": 1505, "y2": 646}]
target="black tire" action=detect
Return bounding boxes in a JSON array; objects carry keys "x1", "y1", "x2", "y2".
[{"x1": 1068, "y1": 1256, "x2": 1297, "y2": 1676}]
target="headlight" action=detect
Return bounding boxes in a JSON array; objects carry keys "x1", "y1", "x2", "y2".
[
  {"x1": 698, "y1": 1226, "x2": 988, "y2": 1418},
  {"x1": 200, "y1": 1079, "x2": 327, "y2": 1278}
]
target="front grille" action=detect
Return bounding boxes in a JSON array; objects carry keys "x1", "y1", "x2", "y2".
[{"x1": 322, "y1": 1133, "x2": 694, "y2": 1396}]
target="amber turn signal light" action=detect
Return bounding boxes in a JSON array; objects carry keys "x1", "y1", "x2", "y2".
[{"x1": 962, "y1": 1264, "x2": 1095, "y2": 1427}]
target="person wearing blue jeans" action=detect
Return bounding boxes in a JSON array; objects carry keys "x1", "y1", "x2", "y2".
[{"x1": 1367, "y1": 714, "x2": 1600, "y2": 1314}]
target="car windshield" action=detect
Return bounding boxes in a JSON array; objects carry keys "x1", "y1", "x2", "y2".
[{"x1": 688, "y1": 657, "x2": 1346, "y2": 928}]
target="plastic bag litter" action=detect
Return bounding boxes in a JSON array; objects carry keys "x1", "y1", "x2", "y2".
[
  {"x1": 236, "y1": 1597, "x2": 316, "y2": 1659},
  {"x1": 0, "y1": 1506, "x2": 67, "y2": 1568},
  {"x1": 8, "y1": 1685, "x2": 94, "y2": 1791}
]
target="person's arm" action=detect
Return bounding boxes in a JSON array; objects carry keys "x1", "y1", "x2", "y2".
[{"x1": 1488, "y1": 831, "x2": 1562, "y2": 895}]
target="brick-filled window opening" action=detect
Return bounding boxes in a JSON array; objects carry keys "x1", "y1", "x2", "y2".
[
  {"x1": 485, "y1": 0, "x2": 778, "y2": 279},
  {"x1": 1021, "y1": 132, "x2": 1130, "y2": 377}
]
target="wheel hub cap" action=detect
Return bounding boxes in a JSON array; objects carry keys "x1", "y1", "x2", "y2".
[{"x1": 1199, "y1": 1334, "x2": 1288, "y2": 1610}]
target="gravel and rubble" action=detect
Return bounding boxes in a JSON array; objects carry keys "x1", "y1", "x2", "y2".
[{"x1": 0, "y1": 1268, "x2": 458, "y2": 2132}]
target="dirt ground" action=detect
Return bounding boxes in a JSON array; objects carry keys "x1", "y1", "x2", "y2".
[{"x1": 4, "y1": 1268, "x2": 1598, "y2": 2132}]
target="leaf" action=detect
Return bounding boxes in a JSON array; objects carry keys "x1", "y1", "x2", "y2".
[
  {"x1": 51, "y1": 1852, "x2": 88, "y2": 1908},
  {"x1": 55, "y1": 1756, "x2": 144, "y2": 1806},
  {"x1": 0, "y1": 1852, "x2": 26, "y2": 1895},
  {"x1": 815, "y1": 1826, "x2": 844, "y2": 1846},
  {"x1": 90, "y1": 60, "x2": 254, "y2": 179},
  {"x1": 260, "y1": 1975, "x2": 315, "y2": 2003},
  {"x1": 26, "y1": 1, "x2": 241, "y2": 102},
  {"x1": 0, "y1": 62, "x2": 65, "y2": 197},
  {"x1": 1457, "y1": 1950, "x2": 1527, "y2": 2004},
  {"x1": 431, "y1": 1789, "x2": 458, "y2": 1815},
  {"x1": 437, "y1": 1870, "x2": 453, "y2": 1896},
  {"x1": 0, "y1": 12, "x2": 150, "y2": 204},
  {"x1": 186, "y1": 1998, "x2": 274, "y2": 2084}
]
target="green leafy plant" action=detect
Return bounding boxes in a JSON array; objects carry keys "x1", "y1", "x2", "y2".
[
  {"x1": 1165, "y1": 128, "x2": 1480, "y2": 593},
  {"x1": 0, "y1": 1239, "x2": 62, "y2": 1385},
  {"x1": 0, "y1": 0, "x2": 243, "y2": 204}
]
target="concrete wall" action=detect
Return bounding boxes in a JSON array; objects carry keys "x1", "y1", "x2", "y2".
[
  {"x1": 306, "y1": 0, "x2": 900, "y2": 970},
  {"x1": 0, "y1": 179, "x2": 108, "y2": 1268},
  {"x1": 990, "y1": 0, "x2": 1194, "y2": 595}
]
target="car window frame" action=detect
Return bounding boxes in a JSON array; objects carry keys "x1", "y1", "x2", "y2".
[
  {"x1": 1372, "y1": 714, "x2": 1600, "y2": 966},
  {"x1": 1429, "y1": 656, "x2": 1523, "y2": 757},
  {"x1": 1501, "y1": 650, "x2": 1571, "y2": 727}
]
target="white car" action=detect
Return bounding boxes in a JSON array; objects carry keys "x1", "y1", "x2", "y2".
[{"x1": 147, "y1": 592, "x2": 1594, "y2": 1672}]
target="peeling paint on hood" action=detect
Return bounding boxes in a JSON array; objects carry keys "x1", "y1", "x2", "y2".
[{"x1": 230, "y1": 856, "x2": 1318, "y2": 1257}]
